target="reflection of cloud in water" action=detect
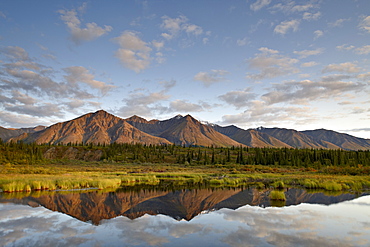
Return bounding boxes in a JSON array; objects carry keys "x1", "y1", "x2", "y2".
[
  {"x1": 219, "y1": 206, "x2": 321, "y2": 239},
  {"x1": 218, "y1": 197, "x2": 370, "y2": 247},
  {"x1": 360, "y1": 221, "x2": 370, "y2": 230},
  {"x1": 168, "y1": 223, "x2": 205, "y2": 238},
  {"x1": 266, "y1": 231, "x2": 351, "y2": 247},
  {"x1": 0, "y1": 204, "x2": 95, "y2": 247},
  {"x1": 1, "y1": 196, "x2": 370, "y2": 246},
  {"x1": 221, "y1": 226, "x2": 262, "y2": 247},
  {"x1": 104, "y1": 215, "x2": 170, "y2": 246}
]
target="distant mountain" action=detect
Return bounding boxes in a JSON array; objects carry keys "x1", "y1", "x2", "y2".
[
  {"x1": 302, "y1": 129, "x2": 370, "y2": 151},
  {"x1": 255, "y1": 127, "x2": 328, "y2": 149},
  {"x1": 3, "y1": 110, "x2": 370, "y2": 150},
  {"x1": 212, "y1": 125, "x2": 292, "y2": 148},
  {"x1": 0, "y1": 126, "x2": 45, "y2": 142}
]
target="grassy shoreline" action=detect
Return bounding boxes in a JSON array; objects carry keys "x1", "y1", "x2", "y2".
[{"x1": 1, "y1": 161, "x2": 370, "y2": 193}]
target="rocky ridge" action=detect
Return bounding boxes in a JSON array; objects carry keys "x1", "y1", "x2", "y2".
[{"x1": 2, "y1": 110, "x2": 370, "y2": 150}]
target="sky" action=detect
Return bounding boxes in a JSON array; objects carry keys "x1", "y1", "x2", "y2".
[{"x1": 0, "y1": 0, "x2": 370, "y2": 138}]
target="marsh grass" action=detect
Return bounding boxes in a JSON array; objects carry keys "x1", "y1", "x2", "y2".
[
  {"x1": 120, "y1": 175, "x2": 160, "y2": 185},
  {"x1": 0, "y1": 177, "x2": 122, "y2": 192},
  {"x1": 1, "y1": 161, "x2": 370, "y2": 193},
  {"x1": 272, "y1": 181, "x2": 285, "y2": 189},
  {"x1": 298, "y1": 177, "x2": 370, "y2": 191}
]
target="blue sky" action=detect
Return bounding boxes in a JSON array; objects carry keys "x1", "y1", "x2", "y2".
[{"x1": 0, "y1": 0, "x2": 370, "y2": 138}]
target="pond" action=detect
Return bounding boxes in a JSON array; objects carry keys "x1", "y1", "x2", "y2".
[{"x1": 0, "y1": 185, "x2": 369, "y2": 246}]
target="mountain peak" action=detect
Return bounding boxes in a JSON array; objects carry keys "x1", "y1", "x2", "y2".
[
  {"x1": 126, "y1": 115, "x2": 148, "y2": 123},
  {"x1": 93, "y1": 109, "x2": 111, "y2": 116},
  {"x1": 184, "y1": 114, "x2": 197, "y2": 121}
]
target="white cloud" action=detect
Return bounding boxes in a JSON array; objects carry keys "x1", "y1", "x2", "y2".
[
  {"x1": 0, "y1": 45, "x2": 112, "y2": 127},
  {"x1": 338, "y1": 101, "x2": 354, "y2": 106},
  {"x1": 329, "y1": 18, "x2": 350, "y2": 27},
  {"x1": 247, "y1": 48, "x2": 299, "y2": 80},
  {"x1": 160, "y1": 15, "x2": 203, "y2": 40},
  {"x1": 303, "y1": 12, "x2": 321, "y2": 21},
  {"x1": 359, "y1": 16, "x2": 370, "y2": 33},
  {"x1": 357, "y1": 72, "x2": 370, "y2": 80},
  {"x1": 301, "y1": 61, "x2": 318, "y2": 67},
  {"x1": 221, "y1": 100, "x2": 314, "y2": 127},
  {"x1": 258, "y1": 47, "x2": 279, "y2": 54},
  {"x1": 218, "y1": 88, "x2": 256, "y2": 109},
  {"x1": 221, "y1": 65, "x2": 368, "y2": 127},
  {"x1": 355, "y1": 45, "x2": 370, "y2": 55},
  {"x1": 322, "y1": 62, "x2": 361, "y2": 74},
  {"x1": 126, "y1": 91, "x2": 168, "y2": 106},
  {"x1": 183, "y1": 24, "x2": 203, "y2": 36},
  {"x1": 237, "y1": 37, "x2": 249, "y2": 46},
  {"x1": 290, "y1": 3, "x2": 315, "y2": 12},
  {"x1": 117, "y1": 90, "x2": 170, "y2": 117},
  {"x1": 1, "y1": 46, "x2": 30, "y2": 61},
  {"x1": 152, "y1": 40, "x2": 164, "y2": 50},
  {"x1": 261, "y1": 79, "x2": 365, "y2": 106},
  {"x1": 169, "y1": 100, "x2": 204, "y2": 112},
  {"x1": 58, "y1": 5, "x2": 112, "y2": 45},
  {"x1": 64, "y1": 99, "x2": 101, "y2": 112},
  {"x1": 11, "y1": 91, "x2": 37, "y2": 105},
  {"x1": 336, "y1": 44, "x2": 355, "y2": 51},
  {"x1": 65, "y1": 99, "x2": 86, "y2": 110},
  {"x1": 161, "y1": 15, "x2": 187, "y2": 39},
  {"x1": 313, "y1": 30, "x2": 323, "y2": 39},
  {"x1": 4, "y1": 103, "x2": 64, "y2": 118},
  {"x1": 250, "y1": 0, "x2": 271, "y2": 11},
  {"x1": 155, "y1": 52, "x2": 166, "y2": 64},
  {"x1": 270, "y1": 1, "x2": 316, "y2": 14},
  {"x1": 113, "y1": 31, "x2": 152, "y2": 73},
  {"x1": 161, "y1": 33, "x2": 172, "y2": 40},
  {"x1": 294, "y1": 48, "x2": 323, "y2": 58},
  {"x1": 274, "y1": 20, "x2": 300, "y2": 35},
  {"x1": 159, "y1": 80, "x2": 176, "y2": 91},
  {"x1": 0, "y1": 11, "x2": 6, "y2": 19},
  {"x1": 63, "y1": 66, "x2": 115, "y2": 95},
  {"x1": 321, "y1": 74, "x2": 352, "y2": 82},
  {"x1": 0, "y1": 111, "x2": 54, "y2": 127},
  {"x1": 337, "y1": 44, "x2": 370, "y2": 55},
  {"x1": 194, "y1": 69, "x2": 228, "y2": 86}
]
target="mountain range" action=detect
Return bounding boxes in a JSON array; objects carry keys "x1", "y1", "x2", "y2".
[{"x1": 1, "y1": 110, "x2": 370, "y2": 150}]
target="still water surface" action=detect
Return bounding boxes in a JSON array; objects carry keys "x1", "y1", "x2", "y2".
[{"x1": 0, "y1": 186, "x2": 369, "y2": 246}]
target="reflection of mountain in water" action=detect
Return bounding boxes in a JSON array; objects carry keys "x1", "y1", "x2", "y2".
[{"x1": 0, "y1": 187, "x2": 367, "y2": 225}]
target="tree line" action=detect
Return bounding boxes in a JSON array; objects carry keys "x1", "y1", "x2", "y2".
[{"x1": 1, "y1": 140, "x2": 370, "y2": 174}]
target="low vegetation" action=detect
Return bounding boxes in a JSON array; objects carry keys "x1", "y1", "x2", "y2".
[{"x1": 0, "y1": 141, "x2": 370, "y2": 192}]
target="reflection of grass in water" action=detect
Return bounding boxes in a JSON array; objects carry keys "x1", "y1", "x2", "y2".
[
  {"x1": 270, "y1": 199, "x2": 286, "y2": 207},
  {"x1": 305, "y1": 189, "x2": 346, "y2": 196},
  {"x1": 270, "y1": 190, "x2": 286, "y2": 207},
  {"x1": 270, "y1": 190, "x2": 286, "y2": 201}
]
